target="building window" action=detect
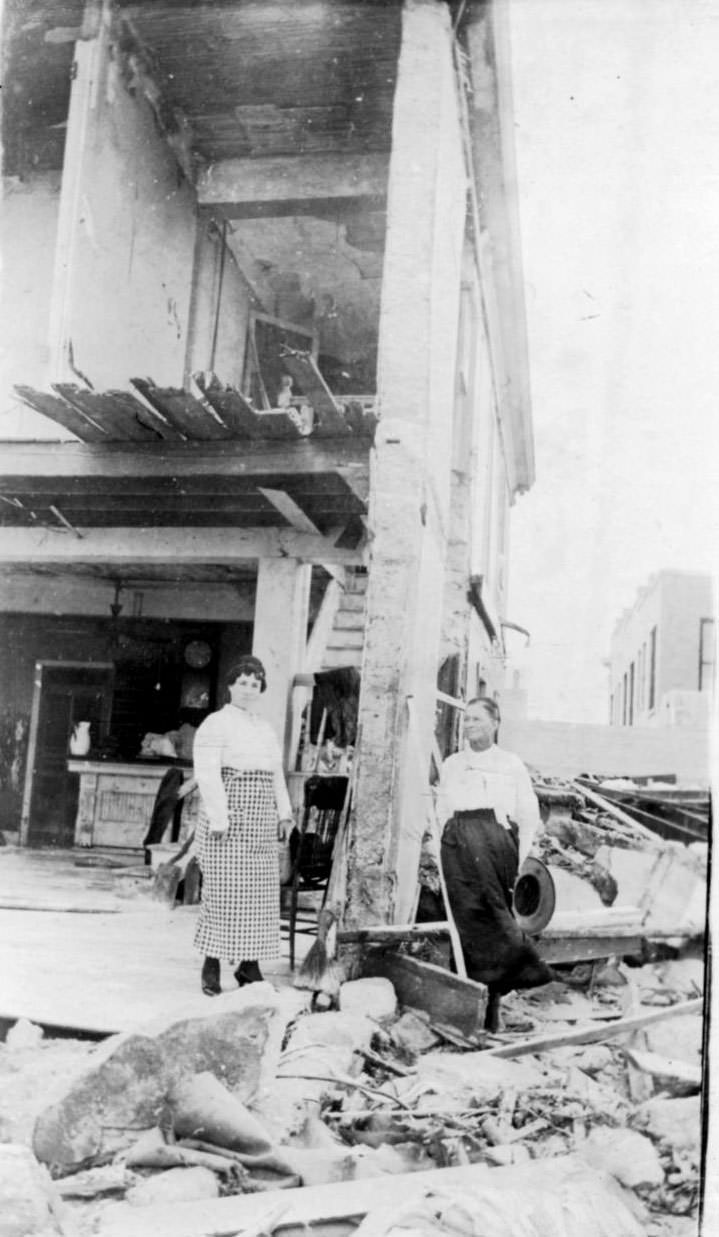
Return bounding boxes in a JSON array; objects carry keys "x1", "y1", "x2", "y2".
[
  {"x1": 699, "y1": 618, "x2": 716, "y2": 691},
  {"x1": 628, "y1": 661, "x2": 635, "y2": 726},
  {"x1": 648, "y1": 626, "x2": 657, "y2": 711}
]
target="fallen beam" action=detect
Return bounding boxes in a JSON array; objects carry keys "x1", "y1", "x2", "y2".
[
  {"x1": 338, "y1": 922, "x2": 449, "y2": 945},
  {"x1": 486, "y1": 997, "x2": 703, "y2": 1059},
  {"x1": 96, "y1": 1156, "x2": 596, "y2": 1237},
  {"x1": 536, "y1": 930, "x2": 644, "y2": 966},
  {"x1": 359, "y1": 951, "x2": 487, "y2": 1043}
]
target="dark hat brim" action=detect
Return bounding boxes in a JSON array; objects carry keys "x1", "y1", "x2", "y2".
[{"x1": 513, "y1": 856, "x2": 556, "y2": 934}]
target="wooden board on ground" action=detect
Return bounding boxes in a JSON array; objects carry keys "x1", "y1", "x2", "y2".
[
  {"x1": 485, "y1": 997, "x2": 703, "y2": 1059},
  {"x1": 537, "y1": 928, "x2": 644, "y2": 965},
  {"x1": 359, "y1": 950, "x2": 487, "y2": 1042}
]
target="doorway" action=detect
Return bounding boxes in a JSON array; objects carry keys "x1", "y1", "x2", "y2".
[{"x1": 21, "y1": 662, "x2": 114, "y2": 847}]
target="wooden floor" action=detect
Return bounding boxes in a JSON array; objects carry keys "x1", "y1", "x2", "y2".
[{"x1": 0, "y1": 847, "x2": 307, "y2": 1035}]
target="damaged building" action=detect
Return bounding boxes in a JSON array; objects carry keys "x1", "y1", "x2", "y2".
[{"x1": 0, "y1": 0, "x2": 532, "y2": 931}]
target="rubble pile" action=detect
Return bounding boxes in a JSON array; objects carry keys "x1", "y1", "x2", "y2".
[{"x1": 0, "y1": 960, "x2": 704, "y2": 1236}]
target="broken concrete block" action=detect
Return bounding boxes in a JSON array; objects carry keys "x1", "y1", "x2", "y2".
[
  {"x1": 125, "y1": 1166, "x2": 219, "y2": 1206},
  {"x1": 32, "y1": 1003, "x2": 275, "y2": 1170},
  {"x1": 0, "y1": 1144, "x2": 64, "y2": 1237},
  {"x1": 340, "y1": 977, "x2": 397, "y2": 1022},
  {"x1": 391, "y1": 1008, "x2": 439, "y2": 1057},
  {"x1": 4, "y1": 1018, "x2": 44, "y2": 1052},
  {"x1": 637, "y1": 1095, "x2": 701, "y2": 1153},
  {"x1": 572, "y1": 1045, "x2": 614, "y2": 1075},
  {"x1": 580, "y1": 1127, "x2": 664, "y2": 1189},
  {"x1": 289, "y1": 1009, "x2": 376, "y2": 1053},
  {"x1": 624, "y1": 1048, "x2": 701, "y2": 1097},
  {"x1": 644, "y1": 1012, "x2": 702, "y2": 1065}
]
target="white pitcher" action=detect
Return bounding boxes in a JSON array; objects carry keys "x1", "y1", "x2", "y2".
[{"x1": 69, "y1": 720, "x2": 91, "y2": 757}]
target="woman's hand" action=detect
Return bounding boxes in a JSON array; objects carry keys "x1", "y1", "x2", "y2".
[{"x1": 277, "y1": 817, "x2": 293, "y2": 843}]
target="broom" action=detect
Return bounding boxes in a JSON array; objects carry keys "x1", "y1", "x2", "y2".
[{"x1": 293, "y1": 760, "x2": 356, "y2": 1005}]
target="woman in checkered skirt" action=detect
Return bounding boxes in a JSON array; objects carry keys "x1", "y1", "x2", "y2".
[{"x1": 193, "y1": 656, "x2": 294, "y2": 996}]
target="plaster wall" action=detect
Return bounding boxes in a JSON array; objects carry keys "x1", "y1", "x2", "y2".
[
  {"x1": 501, "y1": 715, "x2": 710, "y2": 786},
  {"x1": 0, "y1": 175, "x2": 62, "y2": 437},
  {"x1": 49, "y1": 46, "x2": 197, "y2": 394}
]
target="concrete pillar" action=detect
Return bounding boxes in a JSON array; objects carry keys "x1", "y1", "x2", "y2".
[
  {"x1": 252, "y1": 559, "x2": 311, "y2": 761},
  {"x1": 345, "y1": 0, "x2": 468, "y2": 927}
]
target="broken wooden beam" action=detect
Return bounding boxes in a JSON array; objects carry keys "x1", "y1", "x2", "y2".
[
  {"x1": 338, "y1": 921, "x2": 450, "y2": 945},
  {"x1": 536, "y1": 929, "x2": 645, "y2": 966},
  {"x1": 359, "y1": 951, "x2": 487, "y2": 1043},
  {"x1": 485, "y1": 997, "x2": 703, "y2": 1059}
]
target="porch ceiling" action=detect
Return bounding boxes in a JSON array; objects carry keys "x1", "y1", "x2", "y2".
[
  {"x1": 0, "y1": 439, "x2": 369, "y2": 537},
  {"x1": 122, "y1": 0, "x2": 402, "y2": 165}
]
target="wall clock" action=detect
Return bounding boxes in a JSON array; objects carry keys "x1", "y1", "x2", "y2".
[{"x1": 184, "y1": 640, "x2": 212, "y2": 670}]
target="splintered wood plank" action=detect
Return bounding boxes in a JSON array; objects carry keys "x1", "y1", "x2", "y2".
[
  {"x1": 52, "y1": 385, "x2": 167, "y2": 443},
  {"x1": 130, "y1": 379, "x2": 229, "y2": 441},
  {"x1": 192, "y1": 372, "x2": 263, "y2": 438},
  {"x1": 14, "y1": 386, "x2": 109, "y2": 443},
  {"x1": 279, "y1": 347, "x2": 350, "y2": 435},
  {"x1": 360, "y1": 950, "x2": 488, "y2": 1042},
  {"x1": 486, "y1": 997, "x2": 703, "y2": 1059}
]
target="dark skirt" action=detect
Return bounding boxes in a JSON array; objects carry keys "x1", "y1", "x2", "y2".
[{"x1": 441, "y1": 809, "x2": 553, "y2": 995}]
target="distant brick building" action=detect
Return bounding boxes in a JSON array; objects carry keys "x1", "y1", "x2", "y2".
[{"x1": 608, "y1": 571, "x2": 716, "y2": 727}]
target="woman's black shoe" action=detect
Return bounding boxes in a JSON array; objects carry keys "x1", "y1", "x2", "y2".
[
  {"x1": 201, "y1": 956, "x2": 221, "y2": 996},
  {"x1": 234, "y1": 960, "x2": 263, "y2": 987}
]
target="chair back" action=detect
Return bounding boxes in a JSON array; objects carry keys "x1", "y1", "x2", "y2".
[{"x1": 293, "y1": 774, "x2": 349, "y2": 888}]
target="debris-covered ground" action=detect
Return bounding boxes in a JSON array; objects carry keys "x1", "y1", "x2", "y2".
[{"x1": 0, "y1": 948, "x2": 705, "y2": 1237}]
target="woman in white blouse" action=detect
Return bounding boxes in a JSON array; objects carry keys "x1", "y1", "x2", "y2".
[
  {"x1": 436, "y1": 697, "x2": 552, "y2": 1016},
  {"x1": 193, "y1": 656, "x2": 293, "y2": 996}
]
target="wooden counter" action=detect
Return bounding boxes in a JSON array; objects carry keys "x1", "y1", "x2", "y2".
[{"x1": 68, "y1": 760, "x2": 199, "y2": 849}]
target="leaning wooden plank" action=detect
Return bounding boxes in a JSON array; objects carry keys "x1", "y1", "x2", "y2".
[
  {"x1": 279, "y1": 346, "x2": 350, "y2": 434},
  {"x1": 131, "y1": 378, "x2": 229, "y2": 441},
  {"x1": 485, "y1": 997, "x2": 702, "y2": 1059},
  {"x1": 360, "y1": 951, "x2": 487, "y2": 1043},
  {"x1": 572, "y1": 782, "x2": 660, "y2": 844},
  {"x1": 14, "y1": 385, "x2": 109, "y2": 442},
  {"x1": 52, "y1": 384, "x2": 164, "y2": 442}
]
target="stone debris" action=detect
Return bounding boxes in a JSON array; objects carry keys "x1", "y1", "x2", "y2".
[
  {"x1": 4, "y1": 1018, "x2": 44, "y2": 1053},
  {"x1": 5, "y1": 951, "x2": 705, "y2": 1234},
  {"x1": 0, "y1": 1143, "x2": 66, "y2": 1237},
  {"x1": 125, "y1": 1165, "x2": 220, "y2": 1206},
  {"x1": 339, "y1": 977, "x2": 398, "y2": 1022}
]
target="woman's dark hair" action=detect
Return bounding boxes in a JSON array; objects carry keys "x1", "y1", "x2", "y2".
[
  {"x1": 465, "y1": 695, "x2": 501, "y2": 725},
  {"x1": 224, "y1": 655, "x2": 267, "y2": 696}
]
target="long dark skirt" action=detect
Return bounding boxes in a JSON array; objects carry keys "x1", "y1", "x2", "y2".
[{"x1": 441, "y1": 809, "x2": 553, "y2": 996}]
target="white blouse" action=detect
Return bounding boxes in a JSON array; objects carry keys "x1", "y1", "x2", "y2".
[
  {"x1": 193, "y1": 704, "x2": 293, "y2": 833},
  {"x1": 435, "y1": 743, "x2": 540, "y2": 867}
]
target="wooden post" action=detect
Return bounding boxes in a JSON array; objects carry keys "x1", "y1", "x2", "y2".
[
  {"x1": 252, "y1": 559, "x2": 311, "y2": 763},
  {"x1": 345, "y1": 0, "x2": 468, "y2": 928}
]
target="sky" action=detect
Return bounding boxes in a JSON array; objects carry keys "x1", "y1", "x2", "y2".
[{"x1": 504, "y1": 0, "x2": 719, "y2": 723}]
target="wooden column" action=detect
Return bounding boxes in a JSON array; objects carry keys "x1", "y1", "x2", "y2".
[
  {"x1": 345, "y1": 0, "x2": 468, "y2": 927},
  {"x1": 252, "y1": 559, "x2": 311, "y2": 763}
]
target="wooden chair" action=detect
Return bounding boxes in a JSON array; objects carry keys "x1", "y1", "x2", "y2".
[{"x1": 282, "y1": 774, "x2": 349, "y2": 969}]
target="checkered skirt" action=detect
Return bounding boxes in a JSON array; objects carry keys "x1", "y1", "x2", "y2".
[{"x1": 193, "y1": 768, "x2": 280, "y2": 963}]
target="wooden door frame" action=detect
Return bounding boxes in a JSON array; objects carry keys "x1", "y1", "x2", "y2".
[{"x1": 20, "y1": 660, "x2": 114, "y2": 847}]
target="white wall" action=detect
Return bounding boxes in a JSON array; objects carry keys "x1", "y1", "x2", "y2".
[
  {"x1": 502, "y1": 715, "x2": 710, "y2": 785},
  {"x1": 0, "y1": 174, "x2": 61, "y2": 436}
]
